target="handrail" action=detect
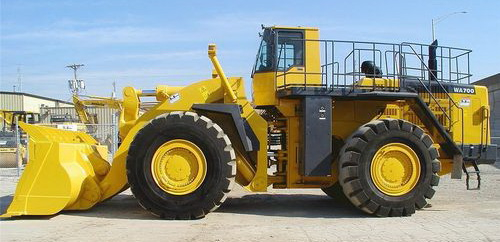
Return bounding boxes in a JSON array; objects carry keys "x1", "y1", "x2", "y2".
[
  {"x1": 413, "y1": 77, "x2": 452, "y2": 121},
  {"x1": 274, "y1": 39, "x2": 471, "y2": 88},
  {"x1": 400, "y1": 43, "x2": 465, "y2": 146},
  {"x1": 401, "y1": 43, "x2": 464, "y2": 110}
]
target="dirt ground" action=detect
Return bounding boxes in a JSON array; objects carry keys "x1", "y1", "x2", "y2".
[{"x1": 1, "y1": 164, "x2": 499, "y2": 242}]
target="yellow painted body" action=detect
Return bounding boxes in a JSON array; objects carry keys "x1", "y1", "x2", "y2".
[
  {"x1": 449, "y1": 86, "x2": 491, "y2": 145},
  {"x1": 372, "y1": 84, "x2": 491, "y2": 175},
  {"x1": 261, "y1": 82, "x2": 490, "y2": 189},
  {"x1": 2, "y1": 43, "x2": 269, "y2": 217},
  {"x1": 96, "y1": 74, "x2": 268, "y2": 202},
  {"x1": 2, "y1": 26, "x2": 492, "y2": 217},
  {"x1": 251, "y1": 27, "x2": 490, "y2": 189}
]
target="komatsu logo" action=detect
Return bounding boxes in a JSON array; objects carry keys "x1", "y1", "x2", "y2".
[{"x1": 452, "y1": 87, "x2": 475, "y2": 94}]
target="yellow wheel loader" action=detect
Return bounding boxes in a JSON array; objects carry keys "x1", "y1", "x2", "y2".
[
  {"x1": 1, "y1": 110, "x2": 39, "y2": 167},
  {"x1": 2, "y1": 26, "x2": 497, "y2": 219}
]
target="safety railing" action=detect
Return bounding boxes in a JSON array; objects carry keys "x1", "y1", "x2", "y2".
[
  {"x1": 400, "y1": 42, "x2": 465, "y2": 137},
  {"x1": 275, "y1": 38, "x2": 471, "y2": 141},
  {"x1": 275, "y1": 39, "x2": 472, "y2": 89}
]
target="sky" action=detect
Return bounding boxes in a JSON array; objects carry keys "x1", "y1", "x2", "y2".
[{"x1": 1, "y1": 0, "x2": 499, "y2": 101}]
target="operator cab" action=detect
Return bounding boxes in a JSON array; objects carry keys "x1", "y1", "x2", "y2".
[
  {"x1": 252, "y1": 28, "x2": 305, "y2": 73},
  {"x1": 252, "y1": 26, "x2": 321, "y2": 106}
]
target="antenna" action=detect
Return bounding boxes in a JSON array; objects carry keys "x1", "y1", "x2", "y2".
[
  {"x1": 66, "y1": 64, "x2": 85, "y2": 95},
  {"x1": 111, "y1": 81, "x2": 116, "y2": 98},
  {"x1": 17, "y1": 66, "x2": 22, "y2": 92}
]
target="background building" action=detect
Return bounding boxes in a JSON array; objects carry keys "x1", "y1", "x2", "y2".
[
  {"x1": 0, "y1": 91, "x2": 73, "y2": 113},
  {"x1": 1, "y1": 91, "x2": 74, "y2": 131},
  {"x1": 1, "y1": 91, "x2": 117, "y2": 126},
  {"x1": 473, "y1": 73, "x2": 500, "y2": 148}
]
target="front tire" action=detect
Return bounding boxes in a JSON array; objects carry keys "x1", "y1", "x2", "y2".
[
  {"x1": 338, "y1": 119, "x2": 440, "y2": 217},
  {"x1": 127, "y1": 112, "x2": 236, "y2": 219}
]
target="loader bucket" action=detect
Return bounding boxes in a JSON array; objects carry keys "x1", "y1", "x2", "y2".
[{"x1": 1, "y1": 123, "x2": 111, "y2": 218}]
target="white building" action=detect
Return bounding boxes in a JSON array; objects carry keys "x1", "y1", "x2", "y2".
[{"x1": 0, "y1": 91, "x2": 73, "y2": 113}]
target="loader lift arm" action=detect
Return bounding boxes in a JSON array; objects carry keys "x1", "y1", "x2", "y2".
[{"x1": 72, "y1": 95, "x2": 123, "y2": 124}]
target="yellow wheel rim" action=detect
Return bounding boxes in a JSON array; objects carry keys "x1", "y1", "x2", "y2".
[
  {"x1": 370, "y1": 143, "x2": 421, "y2": 196},
  {"x1": 151, "y1": 139, "x2": 207, "y2": 195}
]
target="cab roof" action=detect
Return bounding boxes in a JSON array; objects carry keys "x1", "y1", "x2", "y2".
[{"x1": 267, "y1": 25, "x2": 318, "y2": 31}]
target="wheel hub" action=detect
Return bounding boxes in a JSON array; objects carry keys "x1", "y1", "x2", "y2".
[
  {"x1": 370, "y1": 143, "x2": 421, "y2": 196},
  {"x1": 151, "y1": 139, "x2": 207, "y2": 195}
]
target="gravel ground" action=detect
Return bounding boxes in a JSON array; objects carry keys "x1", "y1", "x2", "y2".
[{"x1": 1, "y1": 164, "x2": 499, "y2": 242}]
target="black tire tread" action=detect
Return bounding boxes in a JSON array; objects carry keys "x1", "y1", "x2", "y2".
[
  {"x1": 339, "y1": 119, "x2": 441, "y2": 217},
  {"x1": 127, "y1": 111, "x2": 236, "y2": 219}
]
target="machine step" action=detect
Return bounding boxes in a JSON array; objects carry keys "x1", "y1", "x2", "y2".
[{"x1": 462, "y1": 161, "x2": 481, "y2": 190}]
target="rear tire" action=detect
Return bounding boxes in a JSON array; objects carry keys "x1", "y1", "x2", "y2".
[
  {"x1": 127, "y1": 112, "x2": 236, "y2": 219},
  {"x1": 322, "y1": 136, "x2": 349, "y2": 203},
  {"x1": 321, "y1": 182, "x2": 351, "y2": 204},
  {"x1": 338, "y1": 119, "x2": 440, "y2": 217}
]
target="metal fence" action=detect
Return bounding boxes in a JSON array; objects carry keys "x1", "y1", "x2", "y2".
[{"x1": 36, "y1": 123, "x2": 119, "y2": 160}]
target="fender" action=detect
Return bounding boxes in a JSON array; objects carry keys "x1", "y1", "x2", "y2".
[{"x1": 192, "y1": 103, "x2": 260, "y2": 152}]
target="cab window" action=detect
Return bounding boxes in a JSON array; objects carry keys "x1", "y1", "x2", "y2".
[
  {"x1": 277, "y1": 31, "x2": 304, "y2": 71},
  {"x1": 254, "y1": 29, "x2": 274, "y2": 73}
]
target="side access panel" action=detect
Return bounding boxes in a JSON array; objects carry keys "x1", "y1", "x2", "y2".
[{"x1": 301, "y1": 96, "x2": 332, "y2": 176}]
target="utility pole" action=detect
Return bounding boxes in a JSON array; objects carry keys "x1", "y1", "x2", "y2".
[{"x1": 66, "y1": 64, "x2": 85, "y2": 95}]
